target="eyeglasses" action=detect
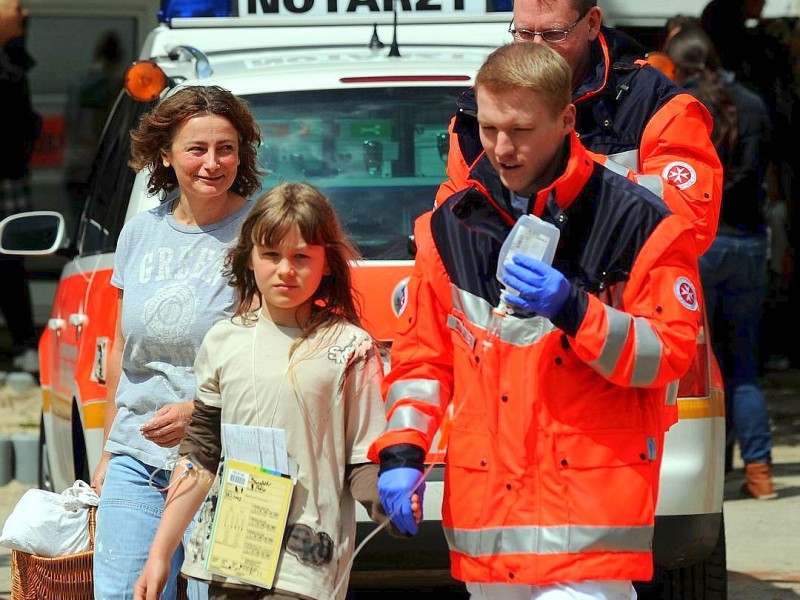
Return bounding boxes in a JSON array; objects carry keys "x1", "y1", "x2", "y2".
[{"x1": 508, "y1": 11, "x2": 587, "y2": 44}]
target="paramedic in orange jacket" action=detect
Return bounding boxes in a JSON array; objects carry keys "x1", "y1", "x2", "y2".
[
  {"x1": 435, "y1": 0, "x2": 722, "y2": 255},
  {"x1": 368, "y1": 43, "x2": 702, "y2": 599}
]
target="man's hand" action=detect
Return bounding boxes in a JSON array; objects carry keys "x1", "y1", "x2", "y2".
[
  {"x1": 377, "y1": 467, "x2": 425, "y2": 535},
  {"x1": 501, "y1": 254, "x2": 570, "y2": 319},
  {"x1": 139, "y1": 401, "x2": 194, "y2": 448}
]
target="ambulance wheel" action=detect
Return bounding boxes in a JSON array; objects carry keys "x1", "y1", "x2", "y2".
[{"x1": 636, "y1": 513, "x2": 727, "y2": 600}]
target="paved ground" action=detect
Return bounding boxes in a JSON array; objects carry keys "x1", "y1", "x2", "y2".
[
  {"x1": 724, "y1": 369, "x2": 800, "y2": 599},
  {"x1": 0, "y1": 368, "x2": 799, "y2": 599}
]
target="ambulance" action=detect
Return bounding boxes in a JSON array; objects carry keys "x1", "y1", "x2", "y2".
[{"x1": 0, "y1": 0, "x2": 730, "y2": 595}]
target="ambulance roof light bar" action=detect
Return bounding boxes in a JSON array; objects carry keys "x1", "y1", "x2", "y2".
[{"x1": 158, "y1": 0, "x2": 232, "y2": 23}]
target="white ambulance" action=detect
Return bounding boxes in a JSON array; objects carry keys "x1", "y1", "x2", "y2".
[{"x1": 1, "y1": 0, "x2": 728, "y2": 596}]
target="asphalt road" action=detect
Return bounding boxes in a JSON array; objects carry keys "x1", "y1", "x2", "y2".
[{"x1": 1, "y1": 367, "x2": 799, "y2": 599}]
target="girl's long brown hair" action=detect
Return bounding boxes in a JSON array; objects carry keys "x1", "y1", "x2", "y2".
[{"x1": 224, "y1": 182, "x2": 363, "y2": 345}]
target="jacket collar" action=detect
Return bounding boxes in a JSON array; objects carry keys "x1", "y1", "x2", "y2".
[
  {"x1": 464, "y1": 131, "x2": 594, "y2": 223},
  {"x1": 573, "y1": 29, "x2": 611, "y2": 104},
  {"x1": 573, "y1": 26, "x2": 648, "y2": 104},
  {"x1": 529, "y1": 131, "x2": 594, "y2": 216}
]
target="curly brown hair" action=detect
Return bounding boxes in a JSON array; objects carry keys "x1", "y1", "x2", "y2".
[
  {"x1": 129, "y1": 85, "x2": 263, "y2": 198},
  {"x1": 224, "y1": 182, "x2": 363, "y2": 343}
]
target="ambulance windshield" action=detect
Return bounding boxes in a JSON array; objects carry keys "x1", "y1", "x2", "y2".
[{"x1": 248, "y1": 86, "x2": 456, "y2": 260}]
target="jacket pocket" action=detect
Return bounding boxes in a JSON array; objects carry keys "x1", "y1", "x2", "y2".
[
  {"x1": 554, "y1": 430, "x2": 657, "y2": 527},
  {"x1": 445, "y1": 429, "x2": 491, "y2": 528}
]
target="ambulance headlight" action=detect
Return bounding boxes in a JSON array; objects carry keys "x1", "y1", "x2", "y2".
[{"x1": 158, "y1": 0, "x2": 232, "y2": 22}]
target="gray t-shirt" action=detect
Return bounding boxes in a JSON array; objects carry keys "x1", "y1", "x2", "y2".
[{"x1": 106, "y1": 200, "x2": 251, "y2": 468}]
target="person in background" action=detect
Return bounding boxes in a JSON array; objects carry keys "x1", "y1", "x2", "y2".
[
  {"x1": 371, "y1": 42, "x2": 702, "y2": 599},
  {"x1": 134, "y1": 182, "x2": 395, "y2": 600},
  {"x1": 665, "y1": 24, "x2": 778, "y2": 500},
  {"x1": 63, "y1": 30, "x2": 123, "y2": 232},
  {"x1": 436, "y1": 0, "x2": 723, "y2": 259},
  {"x1": 0, "y1": 0, "x2": 41, "y2": 375},
  {"x1": 663, "y1": 14, "x2": 698, "y2": 48},
  {"x1": 701, "y1": 1, "x2": 797, "y2": 374},
  {"x1": 90, "y1": 85, "x2": 263, "y2": 600},
  {"x1": 700, "y1": 0, "x2": 762, "y2": 75},
  {"x1": 756, "y1": 17, "x2": 800, "y2": 371}
]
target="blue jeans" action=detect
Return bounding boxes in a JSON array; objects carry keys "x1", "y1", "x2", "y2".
[
  {"x1": 699, "y1": 234, "x2": 773, "y2": 465},
  {"x1": 94, "y1": 453, "x2": 208, "y2": 600}
]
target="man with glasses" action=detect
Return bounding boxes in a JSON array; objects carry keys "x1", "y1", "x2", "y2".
[{"x1": 435, "y1": 0, "x2": 722, "y2": 258}]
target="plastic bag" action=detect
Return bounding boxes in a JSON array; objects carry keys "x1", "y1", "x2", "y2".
[{"x1": 0, "y1": 480, "x2": 100, "y2": 557}]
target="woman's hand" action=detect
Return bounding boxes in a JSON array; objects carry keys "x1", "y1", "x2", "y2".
[
  {"x1": 90, "y1": 452, "x2": 111, "y2": 494},
  {"x1": 140, "y1": 401, "x2": 194, "y2": 448}
]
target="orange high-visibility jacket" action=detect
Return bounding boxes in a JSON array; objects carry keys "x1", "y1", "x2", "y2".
[
  {"x1": 434, "y1": 27, "x2": 722, "y2": 254},
  {"x1": 369, "y1": 133, "x2": 702, "y2": 585}
]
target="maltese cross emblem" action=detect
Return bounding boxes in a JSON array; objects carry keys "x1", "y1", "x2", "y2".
[
  {"x1": 662, "y1": 161, "x2": 697, "y2": 190},
  {"x1": 674, "y1": 277, "x2": 699, "y2": 311}
]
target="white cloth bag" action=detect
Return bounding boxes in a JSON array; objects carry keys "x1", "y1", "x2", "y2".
[{"x1": 0, "y1": 480, "x2": 100, "y2": 557}]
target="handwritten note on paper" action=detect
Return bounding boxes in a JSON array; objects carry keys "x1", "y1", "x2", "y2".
[{"x1": 206, "y1": 458, "x2": 294, "y2": 588}]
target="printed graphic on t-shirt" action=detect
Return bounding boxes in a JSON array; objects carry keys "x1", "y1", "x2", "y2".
[
  {"x1": 144, "y1": 284, "x2": 197, "y2": 339},
  {"x1": 286, "y1": 524, "x2": 333, "y2": 566},
  {"x1": 138, "y1": 246, "x2": 226, "y2": 285},
  {"x1": 327, "y1": 335, "x2": 371, "y2": 365},
  {"x1": 131, "y1": 244, "x2": 227, "y2": 367}
]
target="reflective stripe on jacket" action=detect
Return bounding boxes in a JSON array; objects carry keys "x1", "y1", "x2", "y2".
[
  {"x1": 369, "y1": 133, "x2": 702, "y2": 585},
  {"x1": 434, "y1": 27, "x2": 722, "y2": 254}
]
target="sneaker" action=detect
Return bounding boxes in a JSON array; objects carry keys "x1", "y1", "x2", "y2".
[
  {"x1": 11, "y1": 348, "x2": 39, "y2": 374},
  {"x1": 741, "y1": 462, "x2": 778, "y2": 500}
]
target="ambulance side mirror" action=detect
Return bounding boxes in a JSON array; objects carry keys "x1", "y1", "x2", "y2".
[{"x1": 0, "y1": 211, "x2": 65, "y2": 256}]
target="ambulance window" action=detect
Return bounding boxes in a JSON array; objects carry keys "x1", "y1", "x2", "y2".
[
  {"x1": 249, "y1": 87, "x2": 456, "y2": 260},
  {"x1": 78, "y1": 94, "x2": 156, "y2": 257}
]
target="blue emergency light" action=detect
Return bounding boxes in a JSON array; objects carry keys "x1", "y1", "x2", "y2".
[{"x1": 158, "y1": 0, "x2": 232, "y2": 22}]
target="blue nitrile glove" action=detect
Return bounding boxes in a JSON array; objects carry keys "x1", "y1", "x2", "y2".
[
  {"x1": 377, "y1": 467, "x2": 426, "y2": 536},
  {"x1": 501, "y1": 254, "x2": 570, "y2": 319}
]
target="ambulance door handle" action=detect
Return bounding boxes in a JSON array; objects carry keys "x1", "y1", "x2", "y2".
[
  {"x1": 68, "y1": 313, "x2": 89, "y2": 328},
  {"x1": 48, "y1": 318, "x2": 66, "y2": 331}
]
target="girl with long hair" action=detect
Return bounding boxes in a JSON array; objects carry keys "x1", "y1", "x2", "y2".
[{"x1": 134, "y1": 182, "x2": 393, "y2": 600}]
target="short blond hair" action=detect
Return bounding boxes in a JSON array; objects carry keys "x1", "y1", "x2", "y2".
[{"x1": 475, "y1": 43, "x2": 572, "y2": 118}]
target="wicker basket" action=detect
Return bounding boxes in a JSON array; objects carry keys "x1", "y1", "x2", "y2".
[
  {"x1": 10, "y1": 506, "x2": 188, "y2": 599},
  {"x1": 10, "y1": 506, "x2": 96, "y2": 600}
]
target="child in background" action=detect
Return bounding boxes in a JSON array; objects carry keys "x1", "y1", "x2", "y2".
[{"x1": 134, "y1": 182, "x2": 392, "y2": 600}]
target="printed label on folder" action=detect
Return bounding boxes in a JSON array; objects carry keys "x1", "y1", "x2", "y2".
[{"x1": 205, "y1": 458, "x2": 294, "y2": 589}]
